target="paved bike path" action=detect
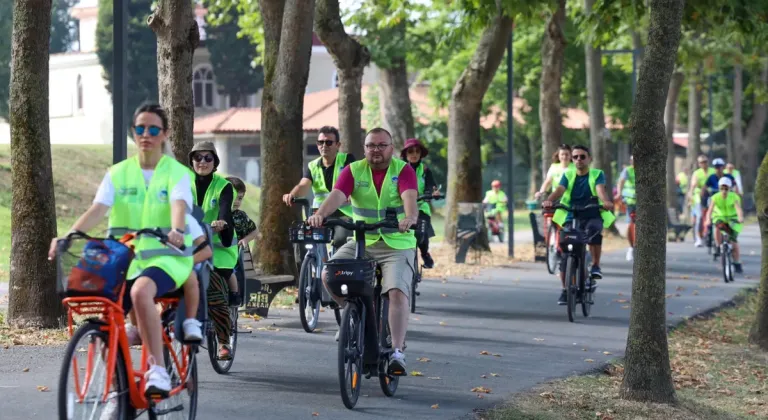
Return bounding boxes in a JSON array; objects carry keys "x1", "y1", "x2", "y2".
[{"x1": 0, "y1": 228, "x2": 760, "y2": 419}]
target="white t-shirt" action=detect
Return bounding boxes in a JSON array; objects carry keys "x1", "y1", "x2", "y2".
[
  {"x1": 93, "y1": 170, "x2": 193, "y2": 211},
  {"x1": 186, "y1": 214, "x2": 204, "y2": 240}
]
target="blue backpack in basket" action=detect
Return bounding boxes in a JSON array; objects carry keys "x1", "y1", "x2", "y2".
[{"x1": 65, "y1": 239, "x2": 135, "y2": 301}]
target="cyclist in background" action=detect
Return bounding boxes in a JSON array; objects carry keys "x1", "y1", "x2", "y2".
[
  {"x1": 483, "y1": 180, "x2": 508, "y2": 227},
  {"x1": 687, "y1": 154, "x2": 715, "y2": 247},
  {"x1": 535, "y1": 145, "x2": 573, "y2": 200},
  {"x1": 283, "y1": 126, "x2": 355, "y2": 251},
  {"x1": 614, "y1": 155, "x2": 636, "y2": 261},
  {"x1": 543, "y1": 145, "x2": 615, "y2": 305},
  {"x1": 704, "y1": 177, "x2": 744, "y2": 273},
  {"x1": 724, "y1": 163, "x2": 743, "y2": 194},
  {"x1": 400, "y1": 138, "x2": 439, "y2": 269}
]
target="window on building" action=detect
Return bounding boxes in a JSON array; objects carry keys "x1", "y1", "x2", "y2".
[
  {"x1": 193, "y1": 67, "x2": 215, "y2": 108},
  {"x1": 241, "y1": 144, "x2": 261, "y2": 157},
  {"x1": 76, "y1": 75, "x2": 83, "y2": 111}
]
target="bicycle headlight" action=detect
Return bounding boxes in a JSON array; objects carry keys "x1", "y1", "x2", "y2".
[{"x1": 568, "y1": 244, "x2": 573, "y2": 251}]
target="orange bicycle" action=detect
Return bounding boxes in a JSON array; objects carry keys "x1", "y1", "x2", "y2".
[{"x1": 55, "y1": 229, "x2": 199, "y2": 420}]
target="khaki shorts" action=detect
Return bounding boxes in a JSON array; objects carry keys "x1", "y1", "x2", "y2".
[{"x1": 328, "y1": 239, "x2": 415, "y2": 300}]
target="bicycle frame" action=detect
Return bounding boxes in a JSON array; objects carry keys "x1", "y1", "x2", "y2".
[{"x1": 62, "y1": 283, "x2": 192, "y2": 410}]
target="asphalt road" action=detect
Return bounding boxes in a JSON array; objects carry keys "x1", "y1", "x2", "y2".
[{"x1": 0, "y1": 227, "x2": 761, "y2": 419}]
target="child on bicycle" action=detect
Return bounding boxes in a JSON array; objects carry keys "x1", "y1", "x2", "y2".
[
  {"x1": 704, "y1": 177, "x2": 744, "y2": 273},
  {"x1": 400, "y1": 138, "x2": 440, "y2": 268},
  {"x1": 225, "y1": 177, "x2": 260, "y2": 306}
]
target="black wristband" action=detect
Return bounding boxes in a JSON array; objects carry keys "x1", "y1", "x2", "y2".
[{"x1": 173, "y1": 228, "x2": 184, "y2": 235}]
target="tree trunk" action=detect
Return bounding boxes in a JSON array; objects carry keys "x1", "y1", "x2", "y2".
[
  {"x1": 731, "y1": 60, "x2": 744, "y2": 167},
  {"x1": 257, "y1": 0, "x2": 315, "y2": 274},
  {"x1": 749, "y1": 152, "x2": 768, "y2": 350},
  {"x1": 539, "y1": 0, "x2": 566, "y2": 177},
  {"x1": 740, "y1": 59, "x2": 768, "y2": 194},
  {"x1": 443, "y1": 10, "x2": 512, "y2": 246},
  {"x1": 664, "y1": 71, "x2": 684, "y2": 207},
  {"x1": 619, "y1": 0, "x2": 683, "y2": 404},
  {"x1": 528, "y1": 140, "x2": 540, "y2": 198},
  {"x1": 315, "y1": 0, "x2": 370, "y2": 158},
  {"x1": 378, "y1": 55, "x2": 415, "y2": 151},
  {"x1": 149, "y1": 0, "x2": 200, "y2": 163},
  {"x1": 685, "y1": 66, "x2": 702, "y2": 172},
  {"x1": 584, "y1": 0, "x2": 609, "y2": 189},
  {"x1": 8, "y1": 0, "x2": 62, "y2": 328}
]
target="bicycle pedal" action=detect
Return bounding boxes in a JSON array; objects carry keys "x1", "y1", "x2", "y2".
[{"x1": 145, "y1": 388, "x2": 170, "y2": 401}]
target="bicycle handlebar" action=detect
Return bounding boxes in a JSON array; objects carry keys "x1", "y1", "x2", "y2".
[
  {"x1": 547, "y1": 203, "x2": 603, "y2": 213},
  {"x1": 321, "y1": 217, "x2": 400, "y2": 232},
  {"x1": 55, "y1": 228, "x2": 186, "y2": 256},
  {"x1": 290, "y1": 197, "x2": 310, "y2": 207},
  {"x1": 417, "y1": 194, "x2": 445, "y2": 202}
]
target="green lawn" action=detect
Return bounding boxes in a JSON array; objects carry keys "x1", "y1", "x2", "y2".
[{"x1": 0, "y1": 144, "x2": 261, "y2": 282}]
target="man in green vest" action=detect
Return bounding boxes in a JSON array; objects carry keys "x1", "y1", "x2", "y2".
[
  {"x1": 307, "y1": 127, "x2": 419, "y2": 376},
  {"x1": 283, "y1": 126, "x2": 355, "y2": 250},
  {"x1": 614, "y1": 155, "x2": 636, "y2": 261},
  {"x1": 687, "y1": 154, "x2": 715, "y2": 247},
  {"x1": 543, "y1": 145, "x2": 615, "y2": 305}
]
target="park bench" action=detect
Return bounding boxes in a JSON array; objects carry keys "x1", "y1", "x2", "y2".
[
  {"x1": 667, "y1": 207, "x2": 692, "y2": 242},
  {"x1": 239, "y1": 245, "x2": 295, "y2": 318},
  {"x1": 526, "y1": 200, "x2": 547, "y2": 262},
  {"x1": 455, "y1": 203, "x2": 483, "y2": 264}
]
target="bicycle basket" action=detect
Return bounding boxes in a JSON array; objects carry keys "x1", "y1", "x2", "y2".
[
  {"x1": 325, "y1": 259, "x2": 377, "y2": 298},
  {"x1": 57, "y1": 238, "x2": 134, "y2": 301},
  {"x1": 559, "y1": 228, "x2": 588, "y2": 246},
  {"x1": 288, "y1": 222, "x2": 333, "y2": 244}
]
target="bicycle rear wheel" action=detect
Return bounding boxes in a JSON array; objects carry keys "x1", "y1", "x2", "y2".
[
  {"x1": 206, "y1": 306, "x2": 237, "y2": 374},
  {"x1": 546, "y1": 224, "x2": 558, "y2": 274},
  {"x1": 580, "y1": 253, "x2": 592, "y2": 318},
  {"x1": 159, "y1": 336, "x2": 198, "y2": 420},
  {"x1": 565, "y1": 256, "x2": 577, "y2": 323},
  {"x1": 299, "y1": 254, "x2": 321, "y2": 332},
  {"x1": 58, "y1": 321, "x2": 130, "y2": 420},
  {"x1": 338, "y1": 301, "x2": 364, "y2": 409}
]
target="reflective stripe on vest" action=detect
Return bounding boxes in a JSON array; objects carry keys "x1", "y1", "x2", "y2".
[
  {"x1": 108, "y1": 155, "x2": 194, "y2": 287},
  {"x1": 309, "y1": 152, "x2": 352, "y2": 217},
  {"x1": 552, "y1": 168, "x2": 616, "y2": 229},
  {"x1": 414, "y1": 162, "x2": 431, "y2": 216},
  {"x1": 349, "y1": 159, "x2": 416, "y2": 249},
  {"x1": 197, "y1": 173, "x2": 238, "y2": 269}
]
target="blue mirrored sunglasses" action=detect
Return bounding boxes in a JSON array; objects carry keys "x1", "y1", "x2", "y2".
[{"x1": 135, "y1": 125, "x2": 161, "y2": 137}]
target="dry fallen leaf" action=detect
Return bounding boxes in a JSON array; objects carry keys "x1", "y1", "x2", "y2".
[
  {"x1": 36, "y1": 386, "x2": 49, "y2": 392},
  {"x1": 585, "y1": 359, "x2": 595, "y2": 363},
  {"x1": 428, "y1": 377, "x2": 441, "y2": 380},
  {"x1": 411, "y1": 371, "x2": 424, "y2": 377},
  {"x1": 493, "y1": 353, "x2": 502, "y2": 357},
  {"x1": 490, "y1": 373, "x2": 500, "y2": 377},
  {"x1": 471, "y1": 386, "x2": 492, "y2": 393},
  {"x1": 603, "y1": 351, "x2": 612, "y2": 355},
  {"x1": 533, "y1": 338, "x2": 545, "y2": 342},
  {"x1": 440, "y1": 294, "x2": 448, "y2": 298},
  {"x1": 621, "y1": 305, "x2": 630, "y2": 309},
  {"x1": 417, "y1": 357, "x2": 431, "y2": 362},
  {"x1": 477, "y1": 394, "x2": 484, "y2": 399},
  {"x1": 613, "y1": 299, "x2": 629, "y2": 303},
  {"x1": 480, "y1": 350, "x2": 490, "y2": 355},
  {"x1": 312, "y1": 412, "x2": 319, "y2": 417},
  {"x1": 480, "y1": 374, "x2": 487, "y2": 378},
  {"x1": 22, "y1": 368, "x2": 29, "y2": 372},
  {"x1": 540, "y1": 391, "x2": 555, "y2": 400},
  {"x1": 431, "y1": 404, "x2": 439, "y2": 409},
  {"x1": 439, "y1": 321, "x2": 447, "y2": 326}
]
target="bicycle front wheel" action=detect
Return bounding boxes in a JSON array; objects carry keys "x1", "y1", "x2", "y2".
[
  {"x1": 58, "y1": 321, "x2": 130, "y2": 420},
  {"x1": 721, "y1": 244, "x2": 732, "y2": 283},
  {"x1": 565, "y1": 256, "x2": 577, "y2": 323},
  {"x1": 159, "y1": 337, "x2": 198, "y2": 420},
  {"x1": 299, "y1": 254, "x2": 321, "y2": 332},
  {"x1": 206, "y1": 306, "x2": 237, "y2": 374},
  {"x1": 338, "y1": 301, "x2": 364, "y2": 409}
]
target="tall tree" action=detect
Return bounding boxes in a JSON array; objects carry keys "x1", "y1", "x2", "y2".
[
  {"x1": 664, "y1": 71, "x2": 684, "y2": 207},
  {"x1": 686, "y1": 64, "x2": 703, "y2": 171},
  {"x1": 8, "y1": 0, "x2": 61, "y2": 328},
  {"x1": 204, "y1": 2, "x2": 264, "y2": 107},
  {"x1": 257, "y1": 0, "x2": 315, "y2": 274},
  {"x1": 96, "y1": 0, "x2": 158, "y2": 121},
  {"x1": 315, "y1": 0, "x2": 370, "y2": 157},
  {"x1": 50, "y1": 0, "x2": 77, "y2": 53},
  {"x1": 735, "y1": 60, "x2": 768, "y2": 194},
  {"x1": 750, "y1": 151, "x2": 768, "y2": 350},
  {"x1": 377, "y1": 21, "x2": 414, "y2": 151},
  {"x1": 149, "y1": 0, "x2": 200, "y2": 162},
  {"x1": 538, "y1": 0, "x2": 566, "y2": 175},
  {"x1": 0, "y1": 0, "x2": 12, "y2": 121},
  {"x1": 443, "y1": 3, "x2": 513, "y2": 246},
  {"x1": 583, "y1": 0, "x2": 609, "y2": 188},
  {"x1": 620, "y1": 0, "x2": 684, "y2": 404}
]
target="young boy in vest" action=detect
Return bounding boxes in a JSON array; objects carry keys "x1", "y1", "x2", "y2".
[
  {"x1": 704, "y1": 177, "x2": 744, "y2": 273},
  {"x1": 226, "y1": 177, "x2": 260, "y2": 305}
]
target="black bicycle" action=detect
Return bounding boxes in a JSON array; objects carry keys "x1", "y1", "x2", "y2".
[
  {"x1": 290, "y1": 197, "x2": 343, "y2": 332},
  {"x1": 715, "y1": 220, "x2": 737, "y2": 283},
  {"x1": 411, "y1": 193, "x2": 444, "y2": 313},
  {"x1": 548, "y1": 202, "x2": 602, "y2": 323},
  {"x1": 307, "y1": 215, "x2": 406, "y2": 409}
]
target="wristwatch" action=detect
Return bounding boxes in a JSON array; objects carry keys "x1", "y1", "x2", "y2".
[{"x1": 173, "y1": 228, "x2": 184, "y2": 235}]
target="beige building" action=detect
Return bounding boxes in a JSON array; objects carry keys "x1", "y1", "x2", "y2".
[{"x1": 0, "y1": 0, "x2": 380, "y2": 144}]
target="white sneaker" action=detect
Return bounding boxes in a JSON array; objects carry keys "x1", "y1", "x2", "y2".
[
  {"x1": 144, "y1": 363, "x2": 171, "y2": 398},
  {"x1": 625, "y1": 247, "x2": 634, "y2": 261},
  {"x1": 182, "y1": 318, "x2": 203, "y2": 342},
  {"x1": 335, "y1": 330, "x2": 340, "y2": 342},
  {"x1": 125, "y1": 324, "x2": 142, "y2": 346},
  {"x1": 388, "y1": 349, "x2": 406, "y2": 376},
  {"x1": 694, "y1": 239, "x2": 703, "y2": 248}
]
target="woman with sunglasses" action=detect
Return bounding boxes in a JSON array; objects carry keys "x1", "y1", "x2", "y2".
[
  {"x1": 400, "y1": 138, "x2": 440, "y2": 268},
  {"x1": 189, "y1": 141, "x2": 239, "y2": 360},
  {"x1": 48, "y1": 102, "x2": 202, "y2": 398}
]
